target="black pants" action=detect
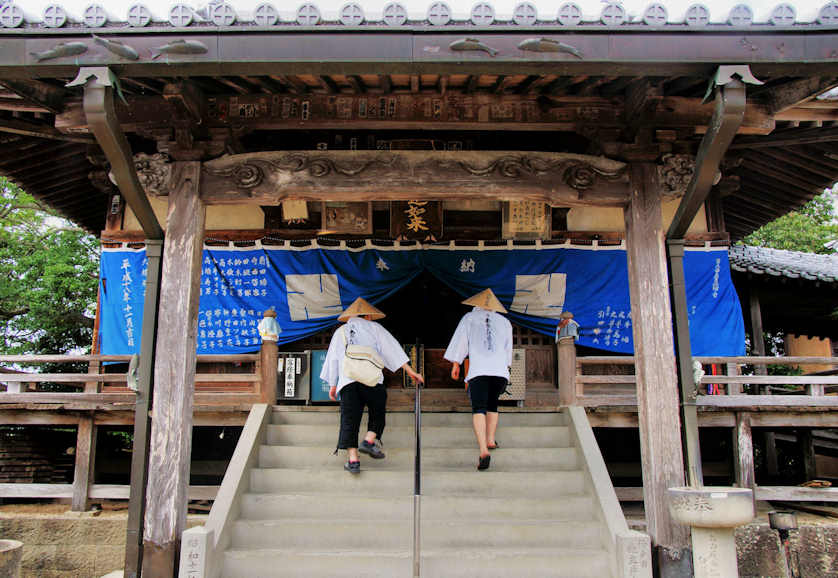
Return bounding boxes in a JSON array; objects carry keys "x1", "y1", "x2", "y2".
[
  {"x1": 338, "y1": 382, "x2": 387, "y2": 449},
  {"x1": 468, "y1": 375, "x2": 507, "y2": 414}
]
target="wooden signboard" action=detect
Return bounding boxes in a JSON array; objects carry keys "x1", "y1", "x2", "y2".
[
  {"x1": 502, "y1": 201, "x2": 551, "y2": 240},
  {"x1": 321, "y1": 202, "x2": 372, "y2": 235},
  {"x1": 390, "y1": 201, "x2": 443, "y2": 241}
]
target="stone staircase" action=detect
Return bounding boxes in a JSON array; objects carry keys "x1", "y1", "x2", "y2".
[{"x1": 205, "y1": 406, "x2": 649, "y2": 578}]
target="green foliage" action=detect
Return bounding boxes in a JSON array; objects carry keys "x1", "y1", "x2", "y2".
[
  {"x1": 742, "y1": 189, "x2": 838, "y2": 254},
  {"x1": 0, "y1": 177, "x2": 99, "y2": 356}
]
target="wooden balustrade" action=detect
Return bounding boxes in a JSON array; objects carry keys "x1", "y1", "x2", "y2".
[{"x1": 556, "y1": 347, "x2": 838, "y2": 406}]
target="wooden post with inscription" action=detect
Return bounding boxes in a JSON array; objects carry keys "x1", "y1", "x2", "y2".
[
  {"x1": 624, "y1": 163, "x2": 690, "y2": 574},
  {"x1": 142, "y1": 162, "x2": 206, "y2": 576}
]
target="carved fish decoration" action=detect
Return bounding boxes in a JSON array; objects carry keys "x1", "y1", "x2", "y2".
[
  {"x1": 93, "y1": 35, "x2": 139, "y2": 60},
  {"x1": 517, "y1": 37, "x2": 583, "y2": 59},
  {"x1": 29, "y1": 42, "x2": 88, "y2": 62},
  {"x1": 151, "y1": 39, "x2": 209, "y2": 60},
  {"x1": 449, "y1": 38, "x2": 498, "y2": 57}
]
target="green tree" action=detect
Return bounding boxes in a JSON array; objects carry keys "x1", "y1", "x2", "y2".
[
  {"x1": 742, "y1": 188, "x2": 838, "y2": 254},
  {"x1": 0, "y1": 178, "x2": 99, "y2": 356}
]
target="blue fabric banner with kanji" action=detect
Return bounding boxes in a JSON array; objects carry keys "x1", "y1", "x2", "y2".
[{"x1": 99, "y1": 243, "x2": 745, "y2": 356}]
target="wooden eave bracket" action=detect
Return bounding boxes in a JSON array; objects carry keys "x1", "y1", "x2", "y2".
[
  {"x1": 668, "y1": 66, "x2": 752, "y2": 240},
  {"x1": 68, "y1": 67, "x2": 163, "y2": 240}
]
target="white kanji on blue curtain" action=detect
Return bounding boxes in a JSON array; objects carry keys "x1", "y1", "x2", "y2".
[
  {"x1": 510, "y1": 273, "x2": 567, "y2": 318},
  {"x1": 286, "y1": 273, "x2": 342, "y2": 321}
]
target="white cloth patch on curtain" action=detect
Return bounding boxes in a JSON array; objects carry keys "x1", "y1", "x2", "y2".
[
  {"x1": 286, "y1": 273, "x2": 342, "y2": 321},
  {"x1": 510, "y1": 273, "x2": 567, "y2": 318}
]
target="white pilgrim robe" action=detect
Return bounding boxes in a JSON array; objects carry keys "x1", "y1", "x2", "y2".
[
  {"x1": 320, "y1": 316, "x2": 409, "y2": 393},
  {"x1": 444, "y1": 307, "x2": 513, "y2": 382}
]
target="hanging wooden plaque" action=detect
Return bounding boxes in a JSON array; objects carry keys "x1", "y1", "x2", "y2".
[
  {"x1": 320, "y1": 201, "x2": 372, "y2": 235},
  {"x1": 502, "y1": 201, "x2": 551, "y2": 240},
  {"x1": 390, "y1": 200, "x2": 443, "y2": 241}
]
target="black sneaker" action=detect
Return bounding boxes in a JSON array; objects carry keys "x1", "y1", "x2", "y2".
[
  {"x1": 359, "y1": 440, "x2": 386, "y2": 459},
  {"x1": 344, "y1": 460, "x2": 360, "y2": 474}
]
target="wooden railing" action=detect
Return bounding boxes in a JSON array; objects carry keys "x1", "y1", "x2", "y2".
[
  {"x1": 555, "y1": 340, "x2": 838, "y2": 409},
  {"x1": 0, "y1": 353, "x2": 267, "y2": 407},
  {"x1": 0, "y1": 349, "x2": 274, "y2": 510},
  {"x1": 555, "y1": 337, "x2": 838, "y2": 503}
]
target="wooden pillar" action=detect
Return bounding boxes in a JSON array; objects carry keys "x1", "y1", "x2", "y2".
[
  {"x1": 624, "y1": 163, "x2": 690, "y2": 561},
  {"x1": 763, "y1": 432, "x2": 780, "y2": 481},
  {"x1": 801, "y1": 429, "x2": 817, "y2": 483},
  {"x1": 142, "y1": 162, "x2": 205, "y2": 576},
  {"x1": 733, "y1": 413, "x2": 755, "y2": 492},
  {"x1": 557, "y1": 337, "x2": 577, "y2": 406},
  {"x1": 71, "y1": 414, "x2": 97, "y2": 511},
  {"x1": 749, "y1": 288, "x2": 767, "y2": 378},
  {"x1": 260, "y1": 340, "x2": 279, "y2": 405}
]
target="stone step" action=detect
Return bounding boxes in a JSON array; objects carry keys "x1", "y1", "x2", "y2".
[
  {"x1": 421, "y1": 548, "x2": 613, "y2": 577},
  {"x1": 250, "y1": 468, "x2": 412, "y2": 496},
  {"x1": 237, "y1": 493, "x2": 595, "y2": 522},
  {"x1": 258, "y1": 445, "x2": 579, "y2": 471},
  {"x1": 239, "y1": 493, "x2": 413, "y2": 521},
  {"x1": 222, "y1": 549, "x2": 411, "y2": 578},
  {"x1": 267, "y1": 424, "x2": 571, "y2": 448},
  {"x1": 420, "y1": 520, "x2": 603, "y2": 550},
  {"x1": 271, "y1": 409, "x2": 567, "y2": 427},
  {"x1": 422, "y1": 470, "x2": 587, "y2": 497},
  {"x1": 231, "y1": 519, "x2": 411, "y2": 550},
  {"x1": 420, "y1": 494, "x2": 595, "y2": 521}
]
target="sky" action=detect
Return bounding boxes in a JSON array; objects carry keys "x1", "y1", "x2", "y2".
[{"x1": 18, "y1": 0, "x2": 835, "y2": 25}]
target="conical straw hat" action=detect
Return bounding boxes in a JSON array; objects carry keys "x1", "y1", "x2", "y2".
[
  {"x1": 338, "y1": 297, "x2": 386, "y2": 322},
  {"x1": 462, "y1": 288, "x2": 507, "y2": 314}
]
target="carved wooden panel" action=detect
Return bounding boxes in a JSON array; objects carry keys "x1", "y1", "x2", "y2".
[
  {"x1": 390, "y1": 201, "x2": 443, "y2": 240},
  {"x1": 200, "y1": 151, "x2": 629, "y2": 206}
]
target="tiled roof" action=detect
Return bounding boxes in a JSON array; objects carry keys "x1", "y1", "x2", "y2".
[
  {"x1": 729, "y1": 244, "x2": 838, "y2": 283},
  {"x1": 2, "y1": 1, "x2": 838, "y2": 29}
]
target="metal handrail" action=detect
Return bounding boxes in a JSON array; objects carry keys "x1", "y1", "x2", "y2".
[{"x1": 412, "y1": 340, "x2": 422, "y2": 578}]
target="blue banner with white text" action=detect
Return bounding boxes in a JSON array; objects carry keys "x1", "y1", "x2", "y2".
[{"x1": 99, "y1": 243, "x2": 744, "y2": 356}]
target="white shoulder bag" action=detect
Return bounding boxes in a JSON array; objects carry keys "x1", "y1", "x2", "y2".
[{"x1": 341, "y1": 326, "x2": 385, "y2": 387}]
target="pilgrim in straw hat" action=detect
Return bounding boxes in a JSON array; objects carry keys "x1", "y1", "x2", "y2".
[
  {"x1": 338, "y1": 297, "x2": 386, "y2": 322},
  {"x1": 462, "y1": 288, "x2": 507, "y2": 314}
]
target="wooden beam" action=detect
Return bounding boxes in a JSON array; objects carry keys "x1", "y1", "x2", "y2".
[
  {"x1": 729, "y1": 126, "x2": 838, "y2": 149},
  {"x1": 142, "y1": 162, "x2": 205, "y2": 576},
  {"x1": 162, "y1": 81, "x2": 206, "y2": 123},
  {"x1": 764, "y1": 76, "x2": 838, "y2": 114},
  {"x1": 801, "y1": 429, "x2": 818, "y2": 482},
  {"x1": 749, "y1": 288, "x2": 767, "y2": 378},
  {"x1": 0, "y1": 79, "x2": 67, "y2": 114},
  {"x1": 54, "y1": 93, "x2": 775, "y2": 135},
  {"x1": 80, "y1": 67, "x2": 163, "y2": 240},
  {"x1": 667, "y1": 76, "x2": 746, "y2": 239},
  {"x1": 199, "y1": 150, "x2": 629, "y2": 206},
  {"x1": 624, "y1": 163, "x2": 688, "y2": 552},
  {"x1": 0, "y1": 116, "x2": 93, "y2": 144}
]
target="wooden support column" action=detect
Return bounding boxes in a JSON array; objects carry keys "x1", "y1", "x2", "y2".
[
  {"x1": 733, "y1": 413, "x2": 755, "y2": 493},
  {"x1": 763, "y1": 432, "x2": 780, "y2": 481},
  {"x1": 749, "y1": 288, "x2": 767, "y2": 378},
  {"x1": 142, "y1": 162, "x2": 205, "y2": 576},
  {"x1": 801, "y1": 429, "x2": 817, "y2": 483},
  {"x1": 557, "y1": 337, "x2": 578, "y2": 406},
  {"x1": 625, "y1": 163, "x2": 690, "y2": 568},
  {"x1": 71, "y1": 414, "x2": 96, "y2": 511}
]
